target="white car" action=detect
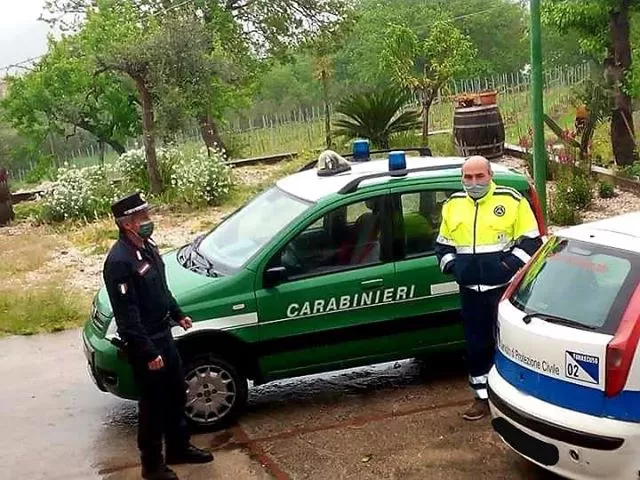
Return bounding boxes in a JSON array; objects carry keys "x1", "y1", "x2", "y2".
[{"x1": 488, "y1": 212, "x2": 640, "y2": 480}]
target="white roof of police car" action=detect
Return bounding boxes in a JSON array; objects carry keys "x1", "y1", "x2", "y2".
[
  {"x1": 555, "y1": 212, "x2": 640, "y2": 254},
  {"x1": 276, "y1": 156, "x2": 517, "y2": 202}
]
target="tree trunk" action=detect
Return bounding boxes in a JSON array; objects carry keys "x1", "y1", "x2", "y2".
[
  {"x1": 133, "y1": 76, "x2": 163, "y2": 194},
  {"x1": 421, "y1": 92, "x2": 433, "y2": 147},
  {"x1": 99, "y1": 141, "x2": 105, "y2": 169},
  {"x1": 198, "y1": 114, "x2": 227, "y2": 156},
  {"x1": 609, "y1": 1, "x2": 636, "y2": 166},
  {"x1": 321, "y1": 69, "x2": 332, "y2": 149},
  {"x1": 105, "y1": 139, "x2": 125, "y2": 156}
]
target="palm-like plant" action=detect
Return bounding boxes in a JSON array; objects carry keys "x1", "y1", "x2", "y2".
[{"x1": 332, "y1": 86, "x2": 421, "y2": 149}]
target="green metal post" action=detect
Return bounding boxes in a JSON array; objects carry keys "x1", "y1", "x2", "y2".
[{"x1": 530, "y1": 0, "x2": 547, "y2": 222}]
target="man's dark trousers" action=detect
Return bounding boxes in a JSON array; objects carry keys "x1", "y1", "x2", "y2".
[
  {"x1": 459, "y1": 286, "x2": 507, "y2": 399},
  {"x1": 129, "y1": 331, "x2": 190, "y2": 469}
]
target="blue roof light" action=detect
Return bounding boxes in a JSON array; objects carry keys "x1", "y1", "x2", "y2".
[
  {"x1": 388, "y1": 151, "x2": 406, "y2": 172},
  {"x1": 352, "y1": 139, "x2": 370, "y2": 162}
]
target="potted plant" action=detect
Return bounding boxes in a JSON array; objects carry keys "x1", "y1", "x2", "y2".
[
  {"x1": 478, "y1": 90, "x2": 498, "y2": 105},
  {"x1": 454, "y1": 93, "x2": 478, "y2": 108}
]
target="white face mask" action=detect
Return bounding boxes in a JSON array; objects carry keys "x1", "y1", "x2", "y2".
[{"x1": 463, "y1": 181, "x2": 490, "y2": 199}]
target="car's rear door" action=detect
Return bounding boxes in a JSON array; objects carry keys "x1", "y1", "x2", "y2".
[{"x1": 386, "y1": 183, "x2": 465, "y2": 356}]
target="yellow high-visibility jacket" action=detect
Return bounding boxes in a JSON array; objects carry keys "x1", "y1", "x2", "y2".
[{"x1": 435, "y1": 181, "x2": 543, "y2": 292}]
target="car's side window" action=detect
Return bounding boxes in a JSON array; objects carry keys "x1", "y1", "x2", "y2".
[
  {"x1": 397, "y1": 190, "x2": 457, "y2": 258},
  {"x1": 268, "y1": 196, "x2": 386, "y2": 279}
]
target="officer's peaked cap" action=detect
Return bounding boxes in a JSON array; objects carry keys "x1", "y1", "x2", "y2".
[{"x1": 111, "y1": 191, "x2": 150, "y2": 218}]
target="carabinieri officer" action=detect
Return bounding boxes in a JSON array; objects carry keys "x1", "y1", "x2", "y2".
[{"x1": 103, "y1": 192, "x2": 213, "y2": 480}]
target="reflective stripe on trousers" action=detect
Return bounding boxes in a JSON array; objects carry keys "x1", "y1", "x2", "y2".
[{"x1": 469, "y1": 374, "x2": 488, "y2": 400}]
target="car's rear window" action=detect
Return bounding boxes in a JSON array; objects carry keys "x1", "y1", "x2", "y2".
[{"x1": 510, "y1": 236, "x2": 640, "y2": 334}]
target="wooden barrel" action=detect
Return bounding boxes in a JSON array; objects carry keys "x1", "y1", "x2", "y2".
[{"x1": 453, "y1": 104, "x2": 505, "y2": 159}]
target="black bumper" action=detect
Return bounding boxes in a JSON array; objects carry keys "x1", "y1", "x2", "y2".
[{"x1": 488, "y1": 385, "x2": 624, "y2": 452}]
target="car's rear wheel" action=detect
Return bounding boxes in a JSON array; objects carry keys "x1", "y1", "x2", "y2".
[{"x1": 182, "y1": 354, "x2": 248, "y2": 431}]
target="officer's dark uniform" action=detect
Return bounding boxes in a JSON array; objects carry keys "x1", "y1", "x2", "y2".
[{"x1": 103, "y1": 193, "x2": 211, "y2": 479}]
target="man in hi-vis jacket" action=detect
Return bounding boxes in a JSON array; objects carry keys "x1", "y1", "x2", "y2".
[{"x1": 435, "y1": 156, "x2": 543, "y2": 420}]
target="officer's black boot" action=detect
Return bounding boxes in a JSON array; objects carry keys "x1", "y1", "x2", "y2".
[
  {"x1": 166, "y1": 444, "x2": 214, "y2": 465},
  {"x1": 141, "y1": 463, "x2": 179, "y2": 480}
]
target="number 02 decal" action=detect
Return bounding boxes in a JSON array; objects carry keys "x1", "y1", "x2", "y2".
[{"x1": 565, "y1": 351, "x2": 600, "y2": 385}]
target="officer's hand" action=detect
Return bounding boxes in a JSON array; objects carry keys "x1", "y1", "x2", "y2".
[
  {"x1": 148, "y1": 355, "x2": 164, "y2": 371},
  {"x1": 179, "y1": 316, "x2": 193, "y2": 330}
]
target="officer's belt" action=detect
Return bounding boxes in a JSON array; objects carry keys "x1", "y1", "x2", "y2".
[{"x1": 147, "y1": 312, "x2": 174, "y2": 340}]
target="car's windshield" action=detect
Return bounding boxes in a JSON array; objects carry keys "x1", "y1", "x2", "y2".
[
  {"x1": 511, "y1": 236, "x2": 639, "y2": 333},
  {"x1": 198, "y1": 186, "x2": 312, "y2": 270}
]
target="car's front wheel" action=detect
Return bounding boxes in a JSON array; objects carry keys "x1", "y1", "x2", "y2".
[{"x1": 182, "y1": 354, "x2": 248, "y2": 431}]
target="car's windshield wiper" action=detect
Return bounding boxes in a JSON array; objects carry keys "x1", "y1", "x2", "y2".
[
  {"x1": 522, "y1": 311, "x2": 596, "y2": 330},
  {"x1": 191, "y1": 234, "x2": 218, "y2": 277}
]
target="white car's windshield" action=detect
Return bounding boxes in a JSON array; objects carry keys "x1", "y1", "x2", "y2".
[{"x1": 198, "y1": 186, "x2": 312, "y2": 270}]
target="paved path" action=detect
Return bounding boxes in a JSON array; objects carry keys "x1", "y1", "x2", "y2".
[{"x1": 0, "y1": 330, "x2": 558, "y2": 479}]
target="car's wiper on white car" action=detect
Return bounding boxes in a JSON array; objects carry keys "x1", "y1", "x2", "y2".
[{"x1": 522, "y1": 312, "x2": 597, "y2": 330}]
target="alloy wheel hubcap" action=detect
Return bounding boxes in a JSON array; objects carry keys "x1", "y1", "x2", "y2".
[{"x1": 185, "y1": 364, "x2": 236, "y2": 424}]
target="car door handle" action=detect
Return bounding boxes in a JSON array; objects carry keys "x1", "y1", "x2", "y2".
[{"x1": 360, "y1": 279, "x2": 383, "y2": 289}]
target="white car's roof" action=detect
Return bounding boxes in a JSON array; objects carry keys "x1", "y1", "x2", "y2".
[
  {"x1": 277, "y1": 156, "x2": 517, "y2": 202},
  {"x1": 557, "y1": 212, "x2": 640, "y2": 253}
]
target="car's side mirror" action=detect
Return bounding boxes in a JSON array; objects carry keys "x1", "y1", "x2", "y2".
[{"x1": 264, "y1": 266, "x2": 288, "y2": 288}]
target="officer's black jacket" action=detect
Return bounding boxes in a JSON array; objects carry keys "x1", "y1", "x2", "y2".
[{"x1": 103, "y1": 233, "x2": 184, "y2": 363}]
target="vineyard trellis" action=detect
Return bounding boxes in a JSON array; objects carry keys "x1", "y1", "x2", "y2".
[{"x1": 11, "y1": 63, "x2": 591, "y2": 183}]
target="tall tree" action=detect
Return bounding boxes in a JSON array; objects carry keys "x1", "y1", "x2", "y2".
[
  {"x1": 542, "y1": 0, "x2": 639, "y2": 166},
  {"x1": 381, "y1": 18, "x2": 476, "y2": 145},
  {"x1": 1, "y1": 35, "x2": 139, "y2": 157},
  {"x1": 303, "y1": 17, "x2": 356, "y2": 149}
]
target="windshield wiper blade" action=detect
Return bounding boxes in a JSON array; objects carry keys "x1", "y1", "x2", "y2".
[
  {"x1": 522, "y1": 312, "x2": 596, "y2": 330},
  {"x1": 190, "y1": 235, "x2": 219, "y2": 277}
]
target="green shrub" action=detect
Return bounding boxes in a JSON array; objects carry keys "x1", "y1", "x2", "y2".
[
  {"x1": 554, "y1": 168, "x2": 593, "y2": 210},
  {"x1": 24, "y1": 155, "x2": 56, "y2": 184},
  {"x1": 170, "y1": 146, "x2": 234, "y2": 207},
  {"x1": 39, "y1": 165, "x2": 123, "y2": 222},
  {"x1": 618, "y1": 161, "x2": 640, "y2": 180},
  {"x1": 12, "y1": 201, "x2": 44, "y2": 222},
  {"x1": 598, "y1": 180, "x2": 615, "y2": 199},
  {"x1": 549, "y1": 199, "x2": 581, "y2": 226},
  {"x1": 549, "y1": 169, "x2": 594, "y2": 226}
]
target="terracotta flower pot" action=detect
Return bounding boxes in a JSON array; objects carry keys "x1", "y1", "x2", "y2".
[{"x1": 478, "y1": 90, "x2": 498, "y2": 106}]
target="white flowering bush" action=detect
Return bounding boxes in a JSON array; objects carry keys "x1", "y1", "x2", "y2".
[
  {"x1": 114, "y1": 147, "x2": 148, "y2": 192},
  {"x1": 114, "y1": 146, "x2": 179, "y2": 193},
  {"x1": 39, "y1": 165, "x2": 123, "y2": 222},
  {"x1": 170, "y1": 146, "x2": 234, "y2": 206}
]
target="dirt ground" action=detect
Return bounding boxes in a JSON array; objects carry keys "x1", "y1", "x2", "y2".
[{"x1": 0, "y1": 329, "x2": 558, "y2": 480}]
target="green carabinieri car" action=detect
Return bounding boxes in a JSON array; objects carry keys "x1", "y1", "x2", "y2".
[{"x1": 82, "y1": 147, "x2": 547, "y2": 430}]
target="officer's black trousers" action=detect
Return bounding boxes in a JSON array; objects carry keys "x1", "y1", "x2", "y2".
[
  {"x1": 129, "y1": 333, "x2": 190, "y2": 468},
  {"x1": 459, "y1": 286, "x2": 506, "y2": 400}
]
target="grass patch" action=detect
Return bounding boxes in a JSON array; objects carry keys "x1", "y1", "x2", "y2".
[
  {"x1": 12, "y1": 201, "x2": 45, "y2": 223},
  {"x1": 0, "y1": 233, "x2": 61, "y2": 277},
  {"x1": 65, "y1": 219, "x2": 119, "y2": 255},
  {"x1": 0, "y1": 279, "x2": 91, "y2": 336}
]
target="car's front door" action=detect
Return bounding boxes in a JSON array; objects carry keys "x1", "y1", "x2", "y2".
[
  {"x1": 254, "y1": 191, "x2": 399, "y2": 380},
  {"x1": 387, "y1": 185, "x2": 466, "y2": 357}
]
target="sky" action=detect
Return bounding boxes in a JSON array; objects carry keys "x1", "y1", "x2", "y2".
[{"x1": 0, "y1": 0, "x2": 53, "y2": 72}]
